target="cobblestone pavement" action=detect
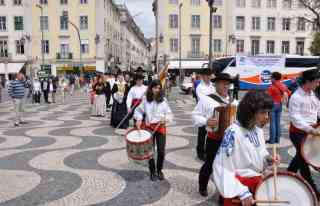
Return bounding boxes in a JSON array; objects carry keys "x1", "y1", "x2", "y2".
[{"x1": 0, "y1": 89, "x2": 319, "y2": 206}]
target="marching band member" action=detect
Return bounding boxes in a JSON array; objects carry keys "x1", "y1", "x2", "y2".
[
  {"x1": 192, "y1": 73, "x2": 236, "y2": 197},
  {"x1": 195, "y1": 68, "x2": 216, "y2": 161},
  {"x1": 126, "y1": 74, "x2": 147, "y2": 119},
  {"x1": 134, "y1": 80, "x2": 173, "y2": 181},
  {"x1": 287, "y1": 68, "x2": 320, "y2": 198},
  {"x1": 213, "y1": 91, "x2": 279, "y2": 206}
]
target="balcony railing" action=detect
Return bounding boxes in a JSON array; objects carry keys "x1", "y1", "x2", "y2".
[
  {"x1": 56, "y1": 52, "x2": 73, "y2": 60},
  {"x1": 187, "y1": 51, "x2": 205, "y2": 58}
]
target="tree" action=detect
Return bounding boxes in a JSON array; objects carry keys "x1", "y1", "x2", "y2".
[
  {"x1": 298, "y1": 0, "x2": 320, "y2": 31},
  {"x1": 310, "y1": 32, "x2": 320, "y2": 55}
]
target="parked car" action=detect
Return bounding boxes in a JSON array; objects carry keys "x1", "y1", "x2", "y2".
[{"x1": 180, "y1": 77, "x2": 193, "y2": 94}]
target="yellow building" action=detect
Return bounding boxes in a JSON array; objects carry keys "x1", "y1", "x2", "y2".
[
  {"x1": 31, "y1": 0, "x2": 105, "y2": 77},
  {"x1": 157, "y1": 0, "x2": 229, "y2": 63}
]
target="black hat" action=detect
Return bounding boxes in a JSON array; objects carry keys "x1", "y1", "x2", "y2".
[
  {"x1": 302, "y1": 68, "x2": 320, "y2": 82},
  {"x1": 200, "y1": 68, "x2": 213, "y2": 76},
  {"x1": 134, "y1": 73, "x2": 144, "y2": 81},
  {"x1": 212, "y1": 73, "x2": 233, "y2": 83},
  {"x1": 135, "y1": 67, "x2": 145, "y2": 73}
]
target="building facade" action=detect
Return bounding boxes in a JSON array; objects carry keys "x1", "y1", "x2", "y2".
[{"x1": 156, "y1": 0, "x2": 317, "y2": 62}]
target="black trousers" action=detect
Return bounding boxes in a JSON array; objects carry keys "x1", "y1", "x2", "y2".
[
  {"x1": 105, "y1": 94, "x2": 111, "y2": 108},
  {"x1": 43, "y1": 91, "x2": 49, "y2": 103},
  {"x1": 288, "y1": 132, "x2": 318, "y2": 193},
  {"x1": 149, "y1": 132, "x2": 166, "y2": 174},
  {"x1": 196, "y1": 126, "x2": 207, "y2": 156},
  {"x1": 34, "y1": 92, "x2": 41, "y2": 103},
  {"x1": 199, "y1": 138, "x2": 222, "y2": 191}
]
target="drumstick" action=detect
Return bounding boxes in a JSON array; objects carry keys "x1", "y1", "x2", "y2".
[
  {"x1": 115, "y1": 100, "x2": 141, "y2": 130},
  {"x1": 273, "y1": 144, "x2": 278, "y2": 200},
  {"x1": 232, "y1": 199, "x2": 290, "y2": 204}
]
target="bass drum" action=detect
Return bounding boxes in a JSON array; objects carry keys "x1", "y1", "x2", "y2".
[
  {"x1": 301, "y1": 133, "x2": 320, "y2": 170},
  {"x1": 255, "y1": 172, "x2": 317, "y2": 206}
]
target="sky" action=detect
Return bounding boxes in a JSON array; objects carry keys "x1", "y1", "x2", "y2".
[{"x1": 115, "y1": 0, "x2": 155, "y2": 38}]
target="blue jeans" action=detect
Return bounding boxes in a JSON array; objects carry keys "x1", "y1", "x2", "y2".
[{"x1": 269, "y1": 103, "x2": 282, "y2": 144}]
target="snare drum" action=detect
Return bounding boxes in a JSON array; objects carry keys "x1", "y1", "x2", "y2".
[
  {"x1": 255, "y1": 172, "x2": 317, "y2": 206},
  {"x1": 302, "y1": 133, "x2": 320, "y2": 169},
  {"x1": 125, "y1": 129, "x2": 153, "y2": 161}
]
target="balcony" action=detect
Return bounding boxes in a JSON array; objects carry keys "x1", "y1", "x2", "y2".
[
  {"x1": 187, "y1": 51, "x2": 205, "y2": 59},
  {"x1": 56, "y1": 52, "x2": 73, "y2": 60}
]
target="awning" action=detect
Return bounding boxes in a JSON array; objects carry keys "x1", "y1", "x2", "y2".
[
  {"x1": 168, "y1": 60, "x2": 208, "y2": 70},
  {"x1": 0, "y1": 63, "x2": 25, "y2": 74}
]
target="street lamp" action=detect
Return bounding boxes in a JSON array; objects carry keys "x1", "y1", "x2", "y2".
[
  {"x1": 36, "y1": 4, "x2": 45, "y2": 71},
  {"x1": 179, "y1": 2, "x2": 183, "y2": 85},
  {"x1": 206, "y1": 0, "x2": 217, "y2": 71},
  {"x1": 62, "y1": 14, "x2": 83, "y2": 76}
]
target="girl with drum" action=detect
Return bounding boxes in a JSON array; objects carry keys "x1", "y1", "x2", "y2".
[
  {"x1": 134, "y1": 80, "x2": 173, "y2": 181},
  {"x1": 213, "y1": 91, "x2": 280, "y2": 206}
]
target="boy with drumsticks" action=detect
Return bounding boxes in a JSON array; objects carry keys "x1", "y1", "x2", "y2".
[
  {"x1": 213, "y1": 91, "x2": 280, "y2": 206},
  {"x1": 287, "y1": 68, "x2": 320, "y2": 199},
  {"x1": 134, "y1": 80, "x2": 173, "y2": 181}
]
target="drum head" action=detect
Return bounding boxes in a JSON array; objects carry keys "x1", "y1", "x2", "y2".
[
  {"x1": 255, "y1": 172, "x2": 317, "y2": 206},
  {"x1": 302, "y1": 135, "x2": 320, "y2": 169},
  {"x1": 126, "y1": 129, "x2": 151, "y2": 143}
]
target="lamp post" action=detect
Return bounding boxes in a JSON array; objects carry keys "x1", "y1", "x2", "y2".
[
  {"x1": 62, "y1": 14, "x2": 83, "y2": 76},
  {"x1": 206, "y1": 0, "x2": 217, "y2": 70},
  {"x1": 179, "y1": 2, "x2": 183, "y2": 85},
  {"x1": 36, "y1": 4, "x2": 45, "y2": 71},
  {"x1": 152, "y1": 0, "x2": 159, "y2": 73}
]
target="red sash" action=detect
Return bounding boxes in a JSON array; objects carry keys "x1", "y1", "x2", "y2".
[
  {"x1": 131, "y1": 98, "x2": 142, "y2": 108},
  {"x1": 207, "y1": 131, "x2": 220, "y2": 140},
  {"x1": 141, "y1": 122, "x2": 166, "y2": 135},
  {"x1": 289, "y1": 123, "x2": 319, "y2": 135}
]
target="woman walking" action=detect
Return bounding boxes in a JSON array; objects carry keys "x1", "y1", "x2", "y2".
[{"x1": 92, "y1": 75, "x2": 106, "y2": 117}]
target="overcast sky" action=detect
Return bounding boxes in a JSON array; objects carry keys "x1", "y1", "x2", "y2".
[{"x1": 115, "y1": 0, "x2": 155, "y2": 38}]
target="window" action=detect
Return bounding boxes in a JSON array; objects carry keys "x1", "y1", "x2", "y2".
[
  {"x1": 236, "y1": 16, "x2": 245, "y2": 30},
  {"x1": 281, "y1": 41, "x2": 290, "y2": 54},
  {"x1": 40, "y1": 16, "x2": 48, "y2": 30},
  {"x1": 169, "y1": 0, "x2": 178, "y2": 4},
  {"x1": 80, "y1": 0, "x2": 87, "y2": 4},
  {"x1": 251, "y1": 39, "x2": 260, "y2": 55},
  {"x1": 213, "y1": 39, "x2": 222, "y2": 52},
  {"x1": 15, "y1": 40, "x2": 24, "y2": 55},
  {"x1": 80, "y1": 16, "x2": 88, "y2": 30},
  {"x1": 60, "y1": 43, "x2": 69, "y2": 58},
  {"x1": 39, "y1": 0, "x2": 47, "y2": 4},
  {"x1": 267, "y1": 17, "x2": 276, "y2": 31},
  {"x1": 0, "y1": 16, "x2": 6, "y2": 31},
  {"x1": 169, "y1": 14, "x2": 178, "y2": 28},
  {"x1": 266, "y1": 40, "x2": 275, "y2": 54},
  {"x1": 297, "y1": 17, "x2": 305, "y2": 31},
  {"x1": 13, "y1": 0, "x2": 22, "y2": 5},
  {"x1": 213, "y1": 0, "x2": 223, "y2": 6},
  {"x1": 41, "y1": 40, "x2": 49, "y2": 54},
  {"x1": 236, "y1": 0, "x2": 246, "y2": 7},
  {"x1": 191, "y1": 36, "x2": 200, "y2": 56},
  {"x1": 0, "y1": 0, "x2": 5, "y2": 5},
  {"x1": 296, "y1": 40, "x2": 304, "y2": 55},
  {"x1": 236, "y1": 39, "x2": 245, "y2": 53},
  {"x1": 267, "y1": 0, "x2": 276, "y2": 8},
  {"x1": 60, "y1": 11, "x2": 68, "y2": 30},
  {"x1": 60, "y1": 0, "x2": 67, "y2": 4},
  {"x1": 191, "y1": 0, "x2": 201, "y2": 6},
  {"x1": 251, "y1": 0, "x2": 261, "y2": 8},
  {"x1": 252, "y1": 17, "x2": 260, "y2": 30},
  {"x1": 191, "y1": 15, "x2": 200, "y2": 28},
  {"x1": 213, "y1": 15, "x2": 222, "y2": 29},
  {"x1": 81, "y1": 43, "x2": 89, "y2": 53},
  {"x1": 0, "y1": 40, "x2": 8, "y2": 57},
  {"x1": 282, "y1": 18, "x2": 290, "y2": 31},
  {"x1": 14, "y1": 16, "x2": 23, "y2": 30},
  {"x1": 283, "y1": 0, "x2": 292, "y2": 9},
  {"x1": 170, "y1": 38, "x2": 178, "y2": 52}
]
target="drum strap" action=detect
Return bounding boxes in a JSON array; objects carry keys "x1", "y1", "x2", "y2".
[{"x1": 207, "y1": 93, "x2": 228, "y2": 105}]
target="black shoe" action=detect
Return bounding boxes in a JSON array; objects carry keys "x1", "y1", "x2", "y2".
[
  {"x1": 199, "y1": 189, "x2": 208, "y2": 197},
  {"x1": 150, "y1": 173, "x2": 157, "y2": 181},
  {"x1": 14, "y1": 123, "x2": 19, "y2": 127},
  {"x1": 157, "y1": 171, "x2": 165, "y2": 181}
]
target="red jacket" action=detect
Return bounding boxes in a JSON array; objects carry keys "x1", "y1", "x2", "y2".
[{"x1": 267, "y1": 81, "x2": 291, "y2": 104}]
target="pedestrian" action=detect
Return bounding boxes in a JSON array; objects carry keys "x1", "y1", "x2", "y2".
[
  {"x1": 7, "y1": 72, "x2": 27, "y2": 127},
  {"x1": 233, "y1": 74, "x2": 240, "y2": 100},
  {"x1": 267, "y1": 72, "x2": 291, "y2": 144},
  {"x1": 192, "y1": 73, "x2": 237, "y2": 197},
  {"x1": 110, "y1": 73, "x2": 130, "y2": 129},
  {"x1": 103, "y1": 73, "x2": 112, "y2": 111},
  {"x1": 91, "y1": 75, "x2": 106, "y2": 117},
  {"x1": 135, "y1": 79, "x2": 173, "y2": 181},
  {"x1": 69, "y1": 74, "x2": 75, "y2": 96},
  {"x1": 48, "y1": 78, "x2": 57, "y2": 103},
  {"x1": 287, "y1": 68, "x2": 320, "y2": 199},
  {"x1": 32, "y1": 77, "x2": 41, "y2": 104},
  {"x1": 41, "y1": 78, "x2": 49, "y2": 103},
  {"x1": 60, "y1": 77, "x2": 69, "y2": 103}
]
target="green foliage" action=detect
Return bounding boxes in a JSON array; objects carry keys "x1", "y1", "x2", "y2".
[{"x1": 310, "y1": 32, "x2": 320, "y2": 56}]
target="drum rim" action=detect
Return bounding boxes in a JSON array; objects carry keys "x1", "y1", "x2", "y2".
[
  {"x1": 125, "y1": 128, "x2": 152, "y2": 144},
  {"x1": 254, "y1": 171, "x2": 318, "y2": 205},
  {"x1": 301, "y1": 135, "x2": 320, "y2": 170}
]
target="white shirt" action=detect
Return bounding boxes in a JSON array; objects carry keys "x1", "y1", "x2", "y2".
[
  {"x1": 213, "y1": 122, "x2": 269, "y2": 200},
  {"x1": 134, "y1": 96, "x2": 173, "y2": 124},
  {"x1": 192, "y1": 93, "x2": 237, "y2": 132},
  {"x1": 289, "y1": 87, "x2": 320, "y2": 133},
  {"x1": 196, "y1": 81, "x2": 215, "y2": 100},
  {"x1": 126, "y1": 85, "x2": 147, "y2": 110},
  {"x1": 33, "y1": 81, "x2": 41, "y2": 92},
  {"x1": 108, "y1": 78, "x2": 115, "y2": 90}
]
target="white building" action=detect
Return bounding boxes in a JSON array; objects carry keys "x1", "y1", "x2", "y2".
[{"x1": 0, "y1": 0, "x2": 32, "y2": 79}]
